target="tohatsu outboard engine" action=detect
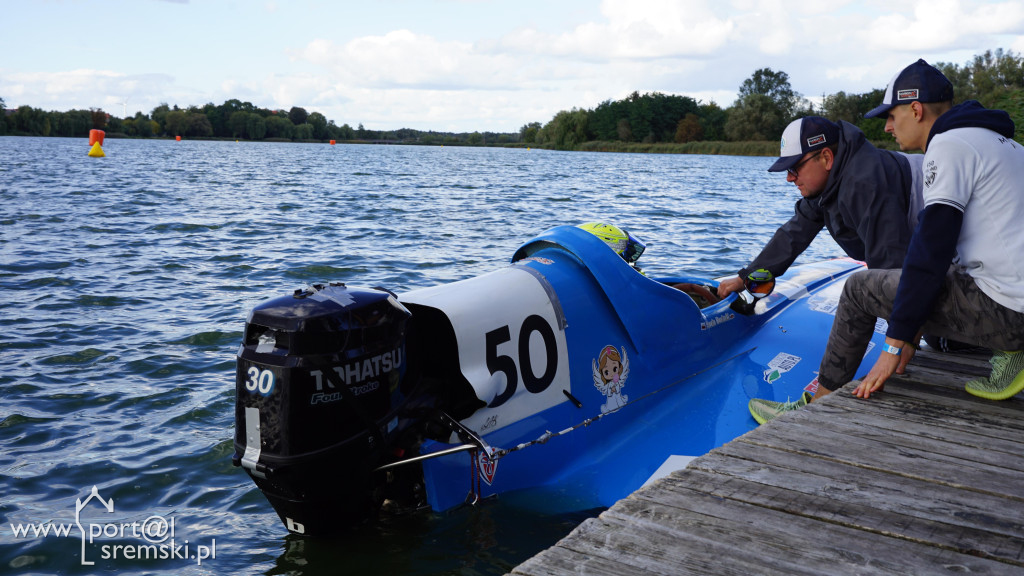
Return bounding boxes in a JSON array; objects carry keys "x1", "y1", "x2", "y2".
[{"x1": 232, "y1": 282, "x2": 415, "y2": 536}]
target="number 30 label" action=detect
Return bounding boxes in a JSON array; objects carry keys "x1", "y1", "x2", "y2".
[{"x1": 245, "y1": 366, "x2": 275, "y2": 396}]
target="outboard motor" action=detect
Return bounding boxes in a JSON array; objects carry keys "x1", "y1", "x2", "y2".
[{"x1": 232, "y1": 282, "x2": 414, "y2": 536}]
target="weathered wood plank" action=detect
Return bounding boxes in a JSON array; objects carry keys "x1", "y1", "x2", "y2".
[
  {"x1": 773, "y1": 401, "x2": 1024, "y2": 471},
  {"x1": 598, "y1": 486, "x2": 1017, "y2": 574},
  {"x1": 511, "y1": 349, "x2": 1024, "y2": 576},
  {"x1": 683, "y1": 449, "x2": 1024, "y2": 560},
  {"x1": 739, "y1": 413, "x2": 1024, "y2": 498}
]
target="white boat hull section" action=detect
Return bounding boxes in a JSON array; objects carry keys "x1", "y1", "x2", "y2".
[{"x1": 403, "y1": 266, "x2": 571, "y2": 436}]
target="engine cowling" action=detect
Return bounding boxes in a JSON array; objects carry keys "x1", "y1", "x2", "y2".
[{"x1": 232, "y1": 282, "x2": 412, "y2": 535}]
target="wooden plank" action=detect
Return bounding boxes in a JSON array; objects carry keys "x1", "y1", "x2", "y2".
[
  {"x1": 512, "y1": 348, "x2": 1024, "y2": 576},
  {"x1": 617, "y1": 483, "x2": 1019, "y2": 574},
  {"x1": 777, "y1": 400, "x2": 1024, "y2": 471},
  {"x1": 684, "y1": 449, "x2": 1024, "y2": 560},
  {"x1": 740, "y1": 410, "x2": 1024, "y2": 498},
  {"x1": 547, "y1": 511, "x2": 809, "y2": 576}
]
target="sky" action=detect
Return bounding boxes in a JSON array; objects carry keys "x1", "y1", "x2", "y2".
[{"x1": 2, "y1": 0, "x2": 1023, "y2": 133}]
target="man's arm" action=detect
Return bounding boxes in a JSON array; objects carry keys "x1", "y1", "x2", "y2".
[{"x1": 719, "y1": 199, "x2": 824, "y2": 298}]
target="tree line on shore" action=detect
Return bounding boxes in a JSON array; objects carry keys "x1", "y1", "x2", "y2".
[{"x1": 1, "y1": 49, "x2": 1020, "y2": 151}]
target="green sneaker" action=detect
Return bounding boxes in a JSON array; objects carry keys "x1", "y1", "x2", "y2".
[
  {"x1": 748, "y1": 391, "x2": 812, "y2": 425},
  {"x1": 965, "y1": 350, "x2": 1024, "y2": 400}
]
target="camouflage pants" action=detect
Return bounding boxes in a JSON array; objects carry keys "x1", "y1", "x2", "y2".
[{"x1": 818, "y1": 268, "x2": 1024, "y2": 391}]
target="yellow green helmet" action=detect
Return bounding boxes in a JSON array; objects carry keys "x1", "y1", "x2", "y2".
[{"x1": 577, "y1": 222, "x2": 646, "y2": 264}]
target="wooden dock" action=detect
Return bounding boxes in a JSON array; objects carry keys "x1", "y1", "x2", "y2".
[{"x1": 511, "y1": 348, "x2": 1024, "y2": 575}]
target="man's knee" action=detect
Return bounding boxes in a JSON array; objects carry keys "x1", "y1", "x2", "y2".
[{"x1": 841, "y1": 269, "x2": 901, "y2": 313}]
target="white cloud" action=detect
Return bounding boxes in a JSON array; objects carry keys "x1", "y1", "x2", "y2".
[
  {"x1": 296, "y1": 30, "x2": 519, "y2": 90},
  {"x1": 865, "y1": 0, "x2": 1024, "y2": 52},
  {"x1": 502, "y1": 0, "x2": 735, "y2": 59},
  {"x1": 0, "y1": 69, "x2": 175, "y2": 113}
]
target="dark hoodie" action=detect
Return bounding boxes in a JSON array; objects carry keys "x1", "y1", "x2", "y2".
[
  {"x1": 740, "y1": 121, "x2": 915, "y2": 279},
  {"x1": 886, "y1": 101, "x2": 1017, "y2": 342}
]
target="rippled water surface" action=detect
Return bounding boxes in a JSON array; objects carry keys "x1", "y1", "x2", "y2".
[{"x1": 0, "y1": 137, "x2": 841, "y2": 575}]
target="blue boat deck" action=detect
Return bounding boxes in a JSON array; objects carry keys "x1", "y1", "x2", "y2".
[{"x1": 510, "y1": 347, "x2": 1024, "y2": 575}]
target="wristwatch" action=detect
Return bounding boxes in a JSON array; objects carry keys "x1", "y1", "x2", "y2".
[{"x1": 882, "y1": 343, "x2": 901, "y2": 356}]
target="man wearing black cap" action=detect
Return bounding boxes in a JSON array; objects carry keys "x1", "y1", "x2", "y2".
[
  {"x1": 717, "y1": 115, "x2": 922, "y2": 299},
  {"x1": 750, "y1": 59, "x2": 1024, "y2": 424}
]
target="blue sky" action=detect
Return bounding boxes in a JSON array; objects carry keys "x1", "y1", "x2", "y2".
[{"x1": 2, "y1": 0, "x2": 1023, "y2": 132}]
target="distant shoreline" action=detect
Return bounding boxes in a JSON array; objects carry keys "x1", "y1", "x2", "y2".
[{"x1": 2, "y1": 133, "x2": 904, "y2": 156}]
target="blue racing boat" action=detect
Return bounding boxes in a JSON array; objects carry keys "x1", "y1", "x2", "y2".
[{"x1": 232, "y1": 224, "x2": 886, "y2": 535}]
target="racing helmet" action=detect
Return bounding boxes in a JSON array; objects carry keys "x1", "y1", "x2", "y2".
[{"x1": 578, "y1": 222, "x2": 646, "y2": 265}]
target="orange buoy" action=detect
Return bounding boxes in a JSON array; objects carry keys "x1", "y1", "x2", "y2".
[
  {"x1": 176, "y1": 135, "x2": 182, "y2": 141},
  {"x1": 330, "y1": 140, "x2": 336, "y2": 145},
  {"x1": 89, "y1": 129, "x2": 105, "y2": 146}
]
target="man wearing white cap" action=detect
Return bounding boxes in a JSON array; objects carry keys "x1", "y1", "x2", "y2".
[
  {"x1": 717, "y1": 116, "x2": 923, "y2": 298},
  {"x1": 750, "y1": 59, "x2": 1024, "y2": 424}
]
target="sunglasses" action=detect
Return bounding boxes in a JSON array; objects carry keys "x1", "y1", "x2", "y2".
[{"x1": 787, "y1": 150, "x2": 823, "y2": 177}]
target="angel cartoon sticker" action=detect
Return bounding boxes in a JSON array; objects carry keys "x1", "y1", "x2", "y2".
[{"x1": 592, "y1": 345, "x2": 629, "y2": 413}]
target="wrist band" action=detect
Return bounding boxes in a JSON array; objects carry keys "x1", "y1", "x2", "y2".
[{"x1": 882, "y1": 343, "x2": 901, "y2": 356}]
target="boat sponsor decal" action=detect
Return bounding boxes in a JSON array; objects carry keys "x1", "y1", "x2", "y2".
[
  {"x1": 807, "y1": 281, "x2": 844, "y2": 315},
  {"x1": 402, "y1": 266, "x2": 570, "y2": 436},
  {"x1": 700, "y1": 311, "x2": 735, "y2": 330},
  {"x1": 477, "y1": 451, "x2": 498, "y2": 486},
  {"x1": 307, "y1": 347, "x2": 403, "y2": 405},
  {"x1": 593, "y1": 345, "x2": 629, "y2": 413},
  {"x1": 805, "y1": 375, "x2": 821, "y2": 396},
  {"x1": 873, "y1": 318, "x2": 888, "y2": 335},
  {"x1": 763, "y1": 352, "x2": 801, "y2": 383}
]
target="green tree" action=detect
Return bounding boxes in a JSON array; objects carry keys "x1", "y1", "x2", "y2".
[
  {"x1": 520, "y1": 121, "x2": 541, "y2": 143},
  {"x1": 246, "y1": 114, "x2": 267, "y2": 140},
  {"x1": 107, "y1": 116, "x2": 124, "y2": 134},
  {"x1": 187, "y1": 113, "x2": 213, "y2": 137},
  {"x1": 133, "y1": 112, "x2": 152, "y2": 137},
  {"x1": 229, "y1": 111, "x2": 250, "y2": 138},
  {"x1": 293, "y1": 123, "x2": 313, "y2": 140},
  {"x1": 730, "y1": 68, "x2": 803, "y2": 140},
  {"x1": 202, "y1": 102, "x2": 227, "y2": 137},
  {"x1": 265, "y1": 114, "x2": 294, "y2": 139},
  {"x1": 307, "y1": 111, "x2": 328, "y2": 139},
  {"x1": 11, "y1": 106, "x2": 49, "y2": 135},
  {"x1": 616, "y1": 118, "x2": 633, "y2": 142},
  {"x1": 540, "y1": 108, "x2": 590, "y2": 149},
  {"x1": 938, "y1": 49, "x2": 1024, "y2": 103},
  {"x1": 725, "y1": 94, "x2": 781, "y2": 141},
  {"x1": 90, "y1": 108, "x2": 108, "y2": 129},
  {"x1": 50, "y1": 109, "x2": 91, "y2": 137},
  {"x1": 150, "y1": 103, "x2": 171, "y2": 134},
  {"x1": 675, "y1": 113, "x2": 703, "y2": 143},
  {"x1": 288, "y1": 106, "x2": 309, "y2": 126},
  {"x1": 164, "y1": 109, "x2": 188, "y2": 136},
  {"x1": 698, "y1": 102, "x2": 727, "y2": 141},
  {"x1": 331, "y1": 122, "x2": 355, "y2": 140}
]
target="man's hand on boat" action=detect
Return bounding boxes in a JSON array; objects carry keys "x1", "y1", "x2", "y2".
[{"x1": 716, "y1": 276, "x2": 746, "y2": 299}]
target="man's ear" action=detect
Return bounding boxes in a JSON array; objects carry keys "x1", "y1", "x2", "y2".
[{"x1": 912, "y1": 101, "x2": 925, "y2": 122}]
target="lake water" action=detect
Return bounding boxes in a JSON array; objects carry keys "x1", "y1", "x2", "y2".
[{"x1": 0, "y1": 137, "x2": 841, "y2": 575}]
